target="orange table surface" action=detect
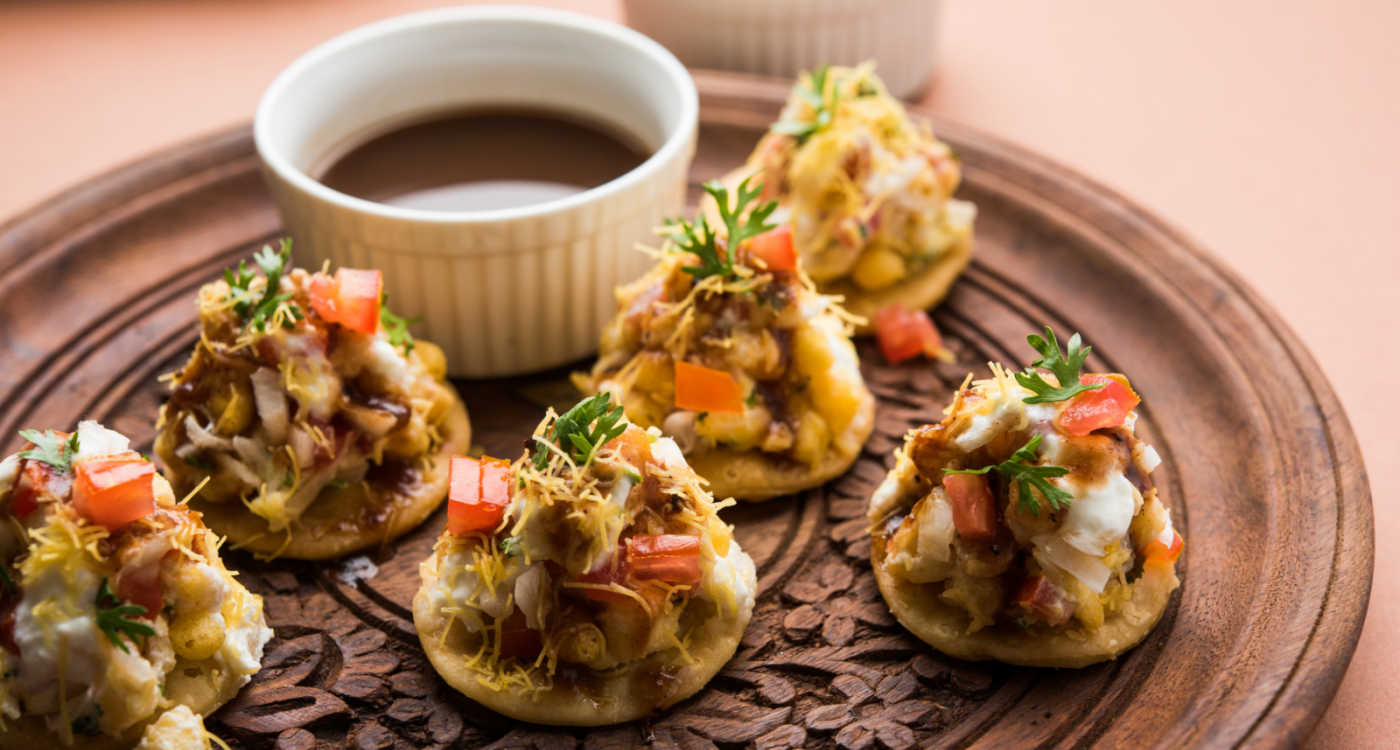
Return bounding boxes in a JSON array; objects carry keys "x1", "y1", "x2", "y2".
[{"x1": 1, "y1": 1, "x2": 1394, "y2": 745}]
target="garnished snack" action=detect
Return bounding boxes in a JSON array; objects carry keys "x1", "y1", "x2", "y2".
[
  {"x1": 867, "y1": 329, "x2": 1181, "y2": 667},
  {"x1": 155, "y1": 243, "x2": 471, "y2": 559},
  {"x1": 575, "y1": 181, "x2": 876, "y2": 501},
  {"x1": 413, "y1": 394, "x2": 756, "y2": 725},
  {"x1": 0, "y1": 421, "x2": 270, "y2": 746},
  {"x1": 716, "y1": 64, "x2": 976, "y2": 324}
]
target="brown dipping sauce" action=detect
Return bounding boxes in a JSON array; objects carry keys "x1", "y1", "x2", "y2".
[{"x1": 315, "y1": 108, "x2": 651, "y2": 212}]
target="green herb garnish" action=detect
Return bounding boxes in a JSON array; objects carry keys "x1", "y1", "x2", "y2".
[
  {"x1": 1015, "y1": 326, "x2": 1104, "y2": 404},
  {"x1": 945, "y1": 434, "x2": 1073, "y2": 516},
  {"x1": 380, "y1": 293, "x2": 421, "y2": 354},
  {"x1": 224, "y1": 240, "x2": 302, "y2": 332},
  {"x1": 17, "y1": 429, "x2": 79, "y2": 473},
  {"x1": 531, "y1": 393, "x2": 629, "y2": 469},
  {"x1": 500, "y1": 536, "x2": 520, "y2": 557},
  {"x1": 95, "y1": 577, "x2": 156, "y2": 654},
  {"x1": 664, "y1": 177, "x2": 777, "y2": 283},
  {"x1": 772, "y1": 65, "x2": 838, "y2": 142}
]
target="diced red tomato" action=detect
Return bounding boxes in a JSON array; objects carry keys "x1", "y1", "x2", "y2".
[
  {"x1": 1057, "y1": 374, "x2": 1141, "y2": 436},
  {"x1": 626, "y1": 534, "x2": 701, "y2": 586},
  {"x1": 673, "y1": 361, "x2": 744, "y2": 414},
  {"x1": 1015, "y1": 575, "x2": 1075, "y2": 626},
  {"x1": 1143, "y1": 529, "x2": 1184, "y2": 569},
  {"x1": 446, "y1": 456, "x2": 511, "y2": 536},
  {"x1": 942, "y1": 473, "x2": 999, "y2": 543},
  {"x1": 874, "y1": 304, "x2": 946, "y2": 365},
  {"x1": 576, "y1": 550, "x2": 630, "y2": 604},
  {"x1": 747, "y1": 225, "x2": 797, "y2": 272},
  {"x1": 604, "y1": 428, "x2": 653, "y2": 470},
  {"x1": 497, "y1": 607, "x2": 542, "y2": 660},
  {"x1": 72, "y1": 452, "x2": 155, "y2": 531},
  {"x1": 9, "y1": 459, "x2": 61, "y2": 519},
  {"x1": 307, "y1": 268, "x2": 382, "y2": 334},
  {"x1": 116, "y1": 565, "x2": 164, "y2": 620}
]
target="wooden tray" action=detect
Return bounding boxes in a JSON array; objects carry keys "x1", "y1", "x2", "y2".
[{"x1": 0, "y1": 72, "x2": 1371, "y2": 749}]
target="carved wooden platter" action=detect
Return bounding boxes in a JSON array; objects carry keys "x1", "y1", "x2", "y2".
[{"x1": 0, "y1": 72, "x2": 1372, "y2": 749}]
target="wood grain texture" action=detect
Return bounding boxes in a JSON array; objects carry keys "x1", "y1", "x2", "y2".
[{"x1": 0, "y1": 71, "x2": 1372, "y2": 748}]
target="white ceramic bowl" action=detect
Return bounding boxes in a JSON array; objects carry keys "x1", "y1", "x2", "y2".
[
  {"x1": 624, "y1": 0, "x2": 940, "y2": 98},
  {"x1": 255, "y1": 6, "x2": 697, "y2": 377}
]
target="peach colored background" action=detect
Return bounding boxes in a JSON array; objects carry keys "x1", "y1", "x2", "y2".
[{"x1": 1, "y1": 1, "x2": 1394, "y2": 745}]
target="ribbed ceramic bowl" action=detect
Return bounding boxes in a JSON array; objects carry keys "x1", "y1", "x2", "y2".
[
  {"x1": 255, "y1": 6, "x2": 697, "y2": 377},
  {"x1": 623, "y1": 0, "x2": 940, "y2": 98}
]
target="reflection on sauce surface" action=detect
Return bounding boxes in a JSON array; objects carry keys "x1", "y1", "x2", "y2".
[{"x1": 316, "y1": 108, "x2": 651, "y2": 212}]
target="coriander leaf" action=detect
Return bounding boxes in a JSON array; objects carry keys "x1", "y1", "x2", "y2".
[
  {"x1": 773, "y1": 65, "x2": 838, "y2": 143},
  {"x1": 95, "y1": 577, "x2": 155, "y2": 654},
  {"x1": 17, "y1": 429, "x2": 79, "y2": 472},
  {"x1": 945, "y1": 434, "x2": 1073, "y2": 516},
  {"x1": 664, "y1": 176, "x2": 777, "y2": 283},
  {"x1": 1014, "y1": 326, "x2": 1104, "y2": 404},
  {"x1": 225, "y1": 240, "x2": 303, "y2": 333},
  {"x1": 379, "y1": 293, "x2": 421, "y2": 354},
  {"x1": 532, "y1": 393, "x2": 630, "y2": 469}
]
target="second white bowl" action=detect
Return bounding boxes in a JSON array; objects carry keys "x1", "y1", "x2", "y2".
[{"x1": 624, "y1": 0, "x2": 941, "y2": 98}]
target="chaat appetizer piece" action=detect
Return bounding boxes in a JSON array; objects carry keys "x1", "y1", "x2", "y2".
[
  {"x1": 0, "y1": 421, "x2": 270, "y2": 746},
  {"x1": 715, "y1": 64, "x2": 976, "y2": 325},
  {"x1": 576, "y1": 180, "x2": 875, "y2": 501},
  {"x1": 155, "y1": 243, "x2": 471, "y2": 559},
  {"x1": 413, "y1": 394, "x2": 755, "y2": 725},
  {"x1": 867, "y1": 329, "x2": 1182, "y2": 667}
]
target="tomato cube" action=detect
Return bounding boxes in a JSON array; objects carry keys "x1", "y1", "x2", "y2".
[
  {"x1": 446, "y1": 456, "x2": 510, "y2": 536},
  {"x1": 1057, "y1": 374, "x2": 1141, "y2": 436},
  {"x1": 626, "y1": 534, "x2": 701, "y2": 585},
  {"x1": 874, "y1": 305, "x2": 944, "y2": 365},
  {"x1": 1015, "y1": 575, "x2": 1075, "y2": 626},
  {"x1": 673, "y1": 361, "x2": 745, "y2": 414},
  {"x1": 942, "y1": 473, "x2": 999, "y2": 543},
  {"x1": 72, "y1": 452, "x2": 155, "y2": 531},
  {"x1": 307, "y1": 268, "x2": 382, "y2": 335},
  {"x1": 747, "y1": 225, "x2": 797, "y2": 272}
]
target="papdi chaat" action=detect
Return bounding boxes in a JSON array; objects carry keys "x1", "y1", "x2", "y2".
[
  {"x1": 155, "y1": 243, "x2": 471, "y2": 559},
  {"x1": 576, "y1": 180, "x2": 875, "y2": 501},
  {"x1": 867, "y1": 328, "x2": 1182, "y2": 667},
  {"x1": 0, "y1": 421, "x2": 270, "y2": 746},
  {"x1": 718, "y1": 64, "x2": 976, "y2": 324},
  {"x1": 413, "y1": 394, "x2": 755, "y2": 725}
]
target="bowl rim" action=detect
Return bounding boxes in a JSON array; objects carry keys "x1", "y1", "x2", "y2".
[{"x1": 253, "y1": 4, "x2": 699, "y2": 226}]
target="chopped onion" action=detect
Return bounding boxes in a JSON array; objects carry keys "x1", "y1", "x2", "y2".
[
  {"x1": 287, "y1": 427, "x2": 316, "y2": 469},
  {"x1": 661, "y1": 411, "x2": 698, "y2": 454},
  {"x1": 916, "y1": 488, "x2": 955, "y2": 564},
  {"x1": 342, "y1": 404, "x2": 397, "y2": 438},
  {"x1": 250, "y1": 368, "x2": 288, "y2": 444},
  {"x1": 215, "y1": 453, "x2": 261, "y2": 488},
  {"x1": 232, "y1": 436, "x2": 268, "y2": 474},
  {"x1": 75, "y1": 420, "x2": 129, "y2": 459},
  {"x1": 0, "y1": 454, "x2": 19, "y2": 496},
  {"x1": 183, "y1": 415, "x2": 231, "y2": 452},
  {"x1": 650, "y1": 436, "x2": 688, "y2": 469},
  {"x1": 514, "y1": 564, "x2": 550, "y2": 630},
  {"x1": 1136, "y1": 443, "x2": 1162, "y2": 474},
  {"x1": 1033, "y1": 535, "x2": 1111, "y2": 593},
  {"x1": 610, "y1": 474, "x2": 634, "y2": 511}
]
